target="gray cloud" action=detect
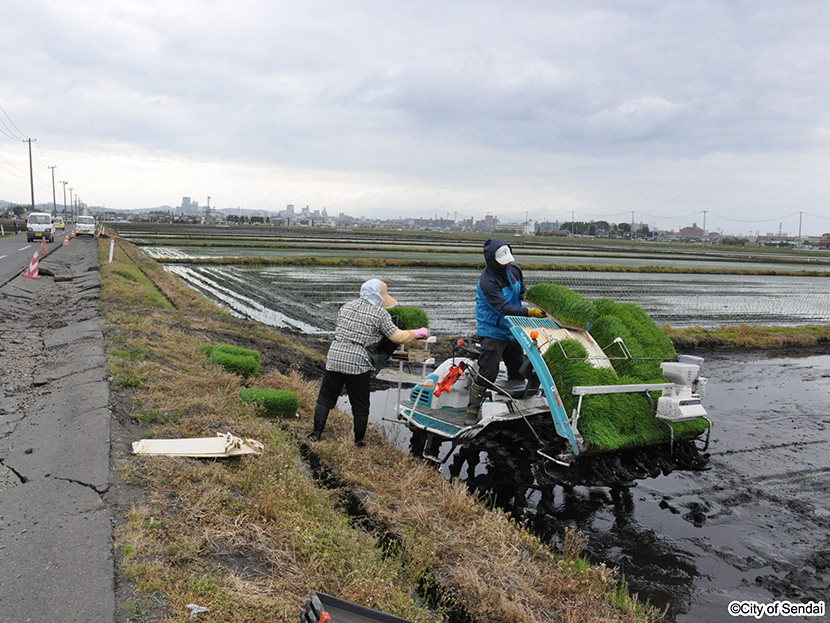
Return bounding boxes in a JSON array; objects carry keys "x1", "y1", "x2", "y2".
[{"x1": 2, "y1": 0, "x2": 830, "y2": 234}]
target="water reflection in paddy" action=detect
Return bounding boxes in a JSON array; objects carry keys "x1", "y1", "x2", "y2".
[
  {"x1": 162, "y1": 264, "x2": 830, "y2": 334},
  {"x1": 144, "y1": 243, "x2": 830, "y2": 273}
]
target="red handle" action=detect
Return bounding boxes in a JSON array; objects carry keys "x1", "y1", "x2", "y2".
[{"x1": 433, "y1": 362, "x2": 467, "y2": 397}]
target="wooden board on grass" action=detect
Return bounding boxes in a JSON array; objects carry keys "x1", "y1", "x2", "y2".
[{"x1": 132, "y1": 432, "x2": 264, "y2": 457}]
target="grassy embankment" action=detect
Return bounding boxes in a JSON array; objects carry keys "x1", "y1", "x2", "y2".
[
  {"x1": 664, "y1": 323, "x2": 830, "y2": 350},
  {"x1": 101, "y1": 236, "x2": 659, "y2": 623}
]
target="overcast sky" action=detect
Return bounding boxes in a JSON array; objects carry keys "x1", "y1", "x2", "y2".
[{"x1": 2, "y1": 0, "x2": 830, "y2": 235}]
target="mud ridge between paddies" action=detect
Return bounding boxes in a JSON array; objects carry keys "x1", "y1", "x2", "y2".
[
  {"x1": 104, "y1": 237, "x2": 660, "y2": 622},
  {"x1": 153, "y1": 254, "x2": 830, "y2": 278}
]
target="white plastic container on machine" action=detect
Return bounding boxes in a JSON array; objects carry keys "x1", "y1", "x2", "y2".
[{"x1": 660, "y1": 362, "x2": 700, "y2": 386}]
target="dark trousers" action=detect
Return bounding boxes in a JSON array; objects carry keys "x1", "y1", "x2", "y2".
[
  {"x1": 314, "y1": 369, "x2": 372, "y2": 442},
  {"x1": 476, "y1": 337, "x2": 525, "y2": 387}
]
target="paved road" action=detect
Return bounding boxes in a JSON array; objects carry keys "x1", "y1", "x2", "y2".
[
  {"x1": 0, "y1": 230, "x2": 68, "y2": 286},
  {"x1": 0, "y1": 235, "x2": 115, "y2": 622}
]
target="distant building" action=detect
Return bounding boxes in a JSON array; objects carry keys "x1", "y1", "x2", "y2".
[
  {"x1": 535, "y1": 221, "x2": 562, "y2": 235},
  {"x1": 679, "y1": 223, "x2": 704, "y2": 240},
  {"x1": 457, "y1": 217, "x2": 474, "y2": 231}
]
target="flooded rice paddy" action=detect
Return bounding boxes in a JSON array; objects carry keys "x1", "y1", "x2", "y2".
[
  {"x1": 163, "y1": 264, "x2": 830, "y2": 334},
  {"x1": 143, "y1": 241, "x2": 830, "y2": 273}
]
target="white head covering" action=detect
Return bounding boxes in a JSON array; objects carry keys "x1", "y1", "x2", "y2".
[
  {"x1": 359, "y1": 279, "x2": 397, "y2": 308},
  {"x1": 494, "y1": 245, "x2": 515, "y2": 265}
]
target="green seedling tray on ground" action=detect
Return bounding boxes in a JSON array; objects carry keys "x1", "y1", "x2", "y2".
[
  {"x1": 201, "y1": 343, "x2": 262, "y2": 378},
  {"x1": 239, "y1": 388, "x2": 299, "y2": 418}
]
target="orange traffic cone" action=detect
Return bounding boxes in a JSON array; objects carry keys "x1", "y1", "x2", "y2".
[
  {"x1": 62, "y1": 235, "x2": 69, "y2": 247},
  {"x1": 39, "y1": 238, "x2": 48, "y2": 253},
  {"x1": 71, "y1": 229, "x2": 76, "y2": 238},
  {"x1": 23, "y1": 251, "x2": 40, "y2": 279}
]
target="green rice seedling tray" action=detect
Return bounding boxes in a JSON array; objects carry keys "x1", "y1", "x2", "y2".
[
  {"x1": 201, "y1": 343, "x2": 262, "y2": 378},
  {"x1": 239, "y1": 388, "x2": 299, "y2": 418},
  {"x1": 386, "y1": 305, "x2": 429, "y2": 330},
  {"x1": 512, "y1": 284, "x2": 710, "y2": 454}
]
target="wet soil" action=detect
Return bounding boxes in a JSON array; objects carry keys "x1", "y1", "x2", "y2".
[{"x1": 363, "y1": 349, "x2": 830, "y2": 623}]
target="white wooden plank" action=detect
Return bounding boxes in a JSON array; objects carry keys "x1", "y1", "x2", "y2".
[{"x1": 132, "y1": 432, "x2": 263, "y2": 457}]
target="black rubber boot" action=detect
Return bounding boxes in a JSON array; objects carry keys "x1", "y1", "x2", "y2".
[
  {"x1": 353, "y1": 413, "x2": 369, "y2": 447},
  {"x1": 465, "y1": 384, "x2": 487, "y2": 425},
  {"x1": 308, "y1": 403, "x2": 329, "y2": 441}
]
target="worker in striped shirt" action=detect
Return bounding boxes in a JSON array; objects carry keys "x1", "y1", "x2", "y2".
[{"x1": 308, "y1": 279, "x2": 429, "y2": 446}]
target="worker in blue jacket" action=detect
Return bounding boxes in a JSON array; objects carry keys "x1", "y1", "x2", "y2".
[{"x1": 467, "y1": 238, "x2": 545, "y2": 424}]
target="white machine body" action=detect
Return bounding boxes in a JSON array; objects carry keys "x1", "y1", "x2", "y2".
[{"x1": 657, "y1": 361, "x2": 708, "y2": 421}]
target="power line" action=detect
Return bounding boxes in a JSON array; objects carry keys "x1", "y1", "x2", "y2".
[
  {"x1": 0, "y1": 102, "x2": 27, "y2": 141},
  {"x1": 636, "y1": 209, "x2": 703, "y2": 220},
  {"x1": 0, "y1": 150, "x2": 25, "y2": 178},
  {"x1": 0, "y1": 161, "x2": 25, "y2": 178},
  {"x1": 0, "y1": 150, "x2": 24, "y2": 170},
  {"x1": 33, "y1": 140, "x2": 51, "y2": 169},
  {"x1": 801, "y1": 211, "x2": 830, "y2": 222},
  {"x1": 708, "y1": 210, "x2": 801, "y2": 223},
  {"x1": 0, "y1": 120, "x2": 20, "y2": 142}
]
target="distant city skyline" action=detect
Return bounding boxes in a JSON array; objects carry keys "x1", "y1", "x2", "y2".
[{"x1": 1, "y1": 195, "x2": 824, "y2": 239}]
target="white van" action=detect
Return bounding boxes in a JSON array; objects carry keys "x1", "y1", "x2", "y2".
[
  {"x1": 26, "y1": 212, "x2": 55, "y2": 243},
  {"x1": 76, "y1": 215, "x2": 96, "y2": 236}
]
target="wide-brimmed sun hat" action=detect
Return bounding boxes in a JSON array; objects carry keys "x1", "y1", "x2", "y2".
[{"x1": 360, "y1": 278, "x2": 397, "y2": 308}]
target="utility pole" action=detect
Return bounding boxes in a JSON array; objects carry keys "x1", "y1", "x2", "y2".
[
  {"x1": 49, "y1": 166, "x2": 57, "y2": 215},
  {"x1": 571, "y1": 210, "x2": 575, "y2": 236},
  {"x1": 702, "y1": 210, "x2": 707, "y2": 234},
  {"x1": 26, "y1": 138, "x2": 36, "y2": 212},
  {"x1": 798, "y1": 211, "x2": 803, "y2": 240},
  {"x1": 631, "y1": 211, "x2": 635, "y2": 239},
  {"x1": 60, "y1": 181, "x2": 68, "y2": 220},
  {"x1": 69, "y1": 188, "x2": 74, "y2": 222}
]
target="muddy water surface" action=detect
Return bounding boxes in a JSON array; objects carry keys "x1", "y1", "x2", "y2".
[
  {"x1": 356, "y1": 351, "x2": 830, "y2": 622},
  {"x1": 164, "y1": 265, "x2": 830, "y2": 332}
]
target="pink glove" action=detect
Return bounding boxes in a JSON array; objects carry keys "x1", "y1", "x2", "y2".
[{"x1": 412, "y1": 327, "x2": 430, "y2": 339}]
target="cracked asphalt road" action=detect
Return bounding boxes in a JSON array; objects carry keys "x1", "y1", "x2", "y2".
[{"x1": 0, "y1": 236, "x2": 115, "y2": 622}]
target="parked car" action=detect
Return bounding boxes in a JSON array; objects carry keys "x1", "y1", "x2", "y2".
[
  {"x1": 76, "y1": 215, "x2": 96, "y2": 236},
  {"x1": 26, "y1": 212, "x2": 55, "y2": 243},
  {"x1": 52, "y1": 217, "x2": 65, "y2": 230}
]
